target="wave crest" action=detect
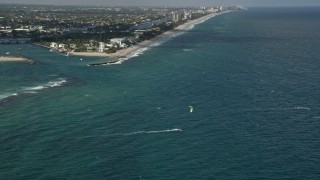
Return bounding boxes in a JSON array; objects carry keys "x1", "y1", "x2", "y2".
[{"x1": 0, "y1": 78, "x2": 67, "y2": 102}]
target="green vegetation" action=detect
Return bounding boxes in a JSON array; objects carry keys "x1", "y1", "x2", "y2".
[{"x1": 0, "y1": 4, "x2": 226, "y2": 52}]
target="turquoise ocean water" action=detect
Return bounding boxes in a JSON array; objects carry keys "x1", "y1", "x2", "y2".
[{"x1": 1, "y1": 7, "x2": 320, "y2": 179}]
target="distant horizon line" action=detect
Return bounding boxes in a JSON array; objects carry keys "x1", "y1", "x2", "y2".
[{"x1": 0, "y1": 2, "x2": 319, "y2": 8}]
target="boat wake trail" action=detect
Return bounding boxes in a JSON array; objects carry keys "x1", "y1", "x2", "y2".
[
  {"x1": 123, "y1": 128, "x2": 183, "y2": 136},
  {"x1": 292, "y1": 106, "x2": 311, "y2": 111},
  {"x1": 96, "y1": 128, "x2": 183, "y2": 138},
  {"x1": 242, "y1": 106, "x2": 312, "y2": 112}
]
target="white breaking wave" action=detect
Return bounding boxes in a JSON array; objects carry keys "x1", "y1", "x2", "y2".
[
  {"x1": 0, "y1": 93, "x2": 18, "y2": 100},
  {"x1": 47, "y1": 79, "x2": 67, "y2": 87},
  {"x1": 25, "y1": 86, "x2": 47, "y2": 91},
  {"x1": 105, "y1": 13, "x2": 223, "y2": 65},
  {"x1": 187, "y1": 24, "x2": 195, "y2": 30},
  {"x1": 24, "y1": 78, "x2": 67, "y2": 91},
  {"x1": 102, "y1": 47, "x2": 149, "y2": 66},
  {"x1": 171, "y1": 32, "x2": 185, "y2": 38},
  {"x1": 128, "y1": 47, "x2": 148, "y2": 59},
  {"x1": 0, "y1": 78, "x2": 67, "y2": 102},
  {"x1": 185, "y1": 14, "x2": 216, "y2": 30},
  {"x1": 150, "y1": 41, "x2": 163, "y2": 47},
  {"x1": 111, "y1": 47, "x2": 149, "y2": 65}
]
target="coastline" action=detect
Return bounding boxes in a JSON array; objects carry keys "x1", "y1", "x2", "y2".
[
  {"x1": 33, "y1": 10, "x2": 232, "y2": 64},
  {"x1": 108, "y1": 11, "x2": 230, "y2": 58}
]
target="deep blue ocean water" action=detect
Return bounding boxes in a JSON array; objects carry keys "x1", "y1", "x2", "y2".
[{"x1": 1, "y1": 7, "x2": 320, "y2": 179}]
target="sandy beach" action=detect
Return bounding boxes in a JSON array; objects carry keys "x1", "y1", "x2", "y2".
[
  {"x1": 0, "y1": 56, "x2": 35, "y2": 64},
  {"x1": 0, "y1": 56, "x2": 26, "y2": 62},
  {"x1": 73, "y1": 11, "x2": 229, "y2": 59},
  {"x1": 109, "y1": 12, "x2": 222, "y2": 58},
  {"x1": 71, "y1": 52, "x2": 112, "y2": 57}
]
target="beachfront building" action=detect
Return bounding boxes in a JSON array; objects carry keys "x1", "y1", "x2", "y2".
[
  {"x1": 69, "y1": 44, "x2": 77, "y2": 49},
  {"x1": 207, "y1": 8, "x2": 219, "y2": 13},
  {"x1": 50, "y1": 42, "x2": 58, "y2": 49},
  {"x1": 106, "y1": 43, "x2": 115, "y2": 48},
  {"x1": 58, "y1": 44, "x2": 67, "y2": 49},
  {"x1": 98, "y1": 42, "x2": 105, "y2": 53},
  {"x1": 120, "y1": 43, "x2": 128, "y2": 48},
  {"x1": 172, "y1": 12, "x2": 183, "y2": 22},
  {"x1": 183, "y1": 11, "x2": 193, "y2": 20},
  {"x1": 110, "y1": 38, "x2": 126, "y2": 46},
  {"x1": 86, "y1": 46, "x2": 94, "y2": 52}
]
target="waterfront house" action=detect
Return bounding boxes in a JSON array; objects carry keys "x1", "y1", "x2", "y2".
[
  {"x1": 50, "y1": 42, "x2": 58, "y2": 49},
  {"x1": 86, "y1": 46, "x2": 94, "y2": 52},
  {"x1": 58, "y1": 44, "x2": 67, "y2": 51},
  {"x1": 69, "y1": 44, "x2": 77, "y2": 49},
  {"x1": 120, "y1": 43, "x2": 128, "y2": 48},
  {"x1": 106, "y1": 43, "x2": 115, "y2": 48},
  {"x1": 58, "y1": 44, "x2": 67, "y2": 49},
  {"x1": 110, "y1": 38, "x2": 126, "y2": 46}
]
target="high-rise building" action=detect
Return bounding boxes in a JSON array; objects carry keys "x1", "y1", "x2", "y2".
[{"x1": 98, "y1": 42, "x2": 105, "y2": 53}]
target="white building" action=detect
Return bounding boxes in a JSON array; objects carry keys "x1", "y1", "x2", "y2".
[
  {"x1": 50, "y1": 42, "x2": 58, "y2": 49},
  {"x1": 172, "y1": 12, "x2": 183, "y2": 22},
  {"x1": 120, "y1": 43, "x2": 127, "y2": 48},
  {"x1": 110, "y1": 38, "x2": 126, "y2": 46},
  {"x1": 183, "y1": 11, "x2": 193, "y2": 20},
  {"x1": 98, "y1": 42, "x2": 105, "y2": 53},
  {"x1": 58, "y1": 44, "x2": 67, "y2": 49},
  {"x1": 106, "y1": 43, "x2": 115, "y2": 48}
]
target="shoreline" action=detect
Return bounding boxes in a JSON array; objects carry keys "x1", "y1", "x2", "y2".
[
  {"x1": 71, "y1": 52, "x2": 112, "y2": 57},
  {"x1": 108, "y1": 12, "x2": 223, "y2": 58},
  {"x1": 83, "y1": 11, "x2": 232, "y2": 66},
  {"x1": 33, "y1": 10, "x2": 232, "y2": 64}
]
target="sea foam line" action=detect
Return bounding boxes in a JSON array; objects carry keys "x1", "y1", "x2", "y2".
[
  {"x1": 106, "y1": 13, "x2": 225, "y2": 65},
  {"x1": 0, "y1": 93, "x2": 18, "y2": 101},
  {"x1": 23, "y1": 78, "x2": 67, "y2": 91},
  {"x1": 103, "y1": 12, "x2": 226, "y2": 66},
  {"x1": 105, "y1": 47, "x2": 149, "y2": 65},
  {"x1": 125, "y1": 47, "x2": 148, "y2": 61}
]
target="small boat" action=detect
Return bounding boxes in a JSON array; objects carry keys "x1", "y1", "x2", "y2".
[{"x1": 5, "y1": 52, "x2": 10, "y2": 55}]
